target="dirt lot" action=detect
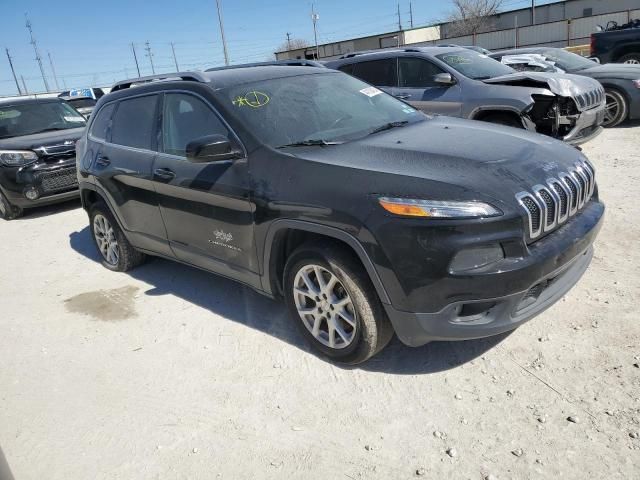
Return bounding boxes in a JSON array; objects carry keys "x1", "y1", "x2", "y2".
[{"x1": 1, "y1": 124, "x2": 639, "y2": 480}]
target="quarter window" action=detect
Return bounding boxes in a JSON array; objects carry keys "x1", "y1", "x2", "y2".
[
  {"x1": 352, "y1": 59, "x2": 398, "y2": 87},
  {"x1": 111, "y1": 95, "x2": 158, "y2": 149},
  {"x1": 89, "y1": 103, "x2": 115, "y2": 141},
  {"x1": 398, "y1": 58, "x2": 447, "y2": 88},
  {"x1": 161, "y1": 93, "x2": 229, "y2": 157}
]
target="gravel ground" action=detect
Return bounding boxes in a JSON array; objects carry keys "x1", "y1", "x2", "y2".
[{"x1": 1, "y1": 124, "x2": 639, "y2": 480}]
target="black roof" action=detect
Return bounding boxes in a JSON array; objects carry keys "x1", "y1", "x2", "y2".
[{"x1": 0, "y1": 96, "x2": 63, "y2": 106}]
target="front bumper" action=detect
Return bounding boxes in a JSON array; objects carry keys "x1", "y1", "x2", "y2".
[
  {"x1": 0, "y1": 158, "x2": 79, "y2": 209},
  {"x1": 563, "y1": 103, "x2": 605, "y2": 145},
  {"x1": 382, "y1": 200, "x2": 604, "y2": 346}
]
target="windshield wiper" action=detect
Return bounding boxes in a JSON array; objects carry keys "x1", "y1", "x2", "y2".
[
  {"x1": 277, "y1": 139, "x2": 343, "y2": 148},
  {"x1": 367, "y1": 121, "x2": 409, "y2": 136}
]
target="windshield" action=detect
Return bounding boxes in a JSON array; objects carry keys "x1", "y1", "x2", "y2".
[
  {"x1": 216, "y1": 72, "x2": 425, "y2": 148},
  {"x1": 538, "y1": 49, "x2": 597, "y2": 72},
  {"x1": 436, "y1": 50, "x2": 515, "y2": 79},
  {"x1": 0, "y1": 101, "x2": 86, "y2": 139}
]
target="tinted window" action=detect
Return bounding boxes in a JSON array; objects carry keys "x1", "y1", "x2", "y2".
[
  {"x1": 399, "y1": 58, "x2": 446, "y2": 87},
  {"x1": 111, "y1": 95, "x2": 158, "y2": 149},
  {"x1": 89, "y1": 103, "x2": 115, "y2": 140},
  {"x1": 337, "y1": 63, "x2": 355, "y2": 75},
  {"x1": 161, "y1": 93, "x2": 229, "y2": 157},
  {"x1": 352, "y1": 59, "x2": 397, "y2": 87}
]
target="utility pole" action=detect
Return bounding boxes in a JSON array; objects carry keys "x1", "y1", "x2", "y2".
[
  {"x1": 5, "y1": 48, "x2": 22, "y2": 95},
  {"x1": 47, "y1": 52, "x2": 60, "y2": 90},
  {"x1": 286, "y1": 32, "x2": 292, "y2": 51},
  {"x1": 131, "y1": 43, "x2": 141, "y2": 77},
  {"x1": 170, "y1": 42, "x2": 180, "y2": 71},
  {"x1": 21, "y1": 75, "x2": 28, "y2": 94},
  {"x1": 531, "y1": 0, "x2": 535, "y2": 25},
  {"x1": 25, "y1": 15, "x2": 50, "y2": 92},
  {"x1": 144, "y1": 41, "x2": 155, "y2": 74},
  {"x1": 215, "y1": 0, "x2": 230, "y2": 66},
  {"x1": 409, "y1": 2, "x2": 414, "y2": 28},
  {"x1": 397, "y1": 3, "x2": 402, "y2": 31},
  {"x1": 311, "y1": 4, "x2": 320, "y2": 60}
]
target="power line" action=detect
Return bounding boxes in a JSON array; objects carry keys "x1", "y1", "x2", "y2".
[
  {"x1": 5, "y1": 48, "x2": 22, "y2": 95},
  {"x1": 47, "y1": 52, "x2": 60, "y2": 90},
  {"x1": 24, "y1": 14, "x2": 50, "y2": 92}
]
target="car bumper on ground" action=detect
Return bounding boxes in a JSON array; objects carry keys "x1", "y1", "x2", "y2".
[{"x1": 383, "y1": 200, "x2": 605, "y2": 346}]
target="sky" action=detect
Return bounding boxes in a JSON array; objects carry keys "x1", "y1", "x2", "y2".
[{"x1": 1, "y1": 0, "x2": 549, "y2": 96}]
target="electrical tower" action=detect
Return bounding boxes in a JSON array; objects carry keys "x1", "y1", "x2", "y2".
[
  {"x1": 25, "y1": 15, "x2": 50, "y2": 92},
  {"x1": 144, "y1": 41, "x2": 155, "y2": 74}
]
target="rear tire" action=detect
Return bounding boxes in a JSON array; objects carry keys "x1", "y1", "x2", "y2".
[
  {"x1": 89, "y1": 201, "x2": 145, "y2": 272},
  {"x1": 0, "y1": 190, "x2": 23, "y2": 220},
  {"x1": 283, "y1": 242, "x2": 394, "y2": 364},
  {"x1": 618, "y1": 52, "x2": 640, "y2": 65},
  {"x1": 603, "y1": 89, "x2": 628, "y2": 127},
  {"x1": 479, "y1": 112, "x2": 523, "y2": 129}
]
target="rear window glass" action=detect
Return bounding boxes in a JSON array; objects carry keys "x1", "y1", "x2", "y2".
[
  {"x1": 111, "y1": 95, "x2": 158, "y2": 149},
  {"x1": 90, "y1": 103, "x2": 115, "y2": 141}
]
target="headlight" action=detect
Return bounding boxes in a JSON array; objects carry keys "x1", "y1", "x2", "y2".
[
  {"x1": 0, "y1": 150, "x2": 38, "y2": 167},
  {"x1": 378, "y1": 197, "x2": 502, "y2": 218},
  {"x1": 633, "y1": 79, "x2": 640, "y2": 89}
]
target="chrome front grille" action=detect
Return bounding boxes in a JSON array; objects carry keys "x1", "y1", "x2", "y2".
[
  {"x1": 575, "y1": 87, "x2": 605, "y2": 111},
  {"x1": 516, "y1": 160, "x2": 596, "y2": 241}
]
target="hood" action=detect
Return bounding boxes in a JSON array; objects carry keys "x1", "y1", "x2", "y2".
[
  {"x1": 0, "y1": 127, "x2": 85, "y2": 152},
  {"x1": 577, "y1": 63, "x2": 640, "y2": 79},
  {"x1": 483, "y1": 71, "x2": 601, "y2": 97},
  {"x1": 279, "y1": 117, "x2": 589, "y2": 207}
]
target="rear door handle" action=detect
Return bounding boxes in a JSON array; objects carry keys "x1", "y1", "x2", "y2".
[
  {"x1": 153, "y1": 168, "x2": 176, "y2": 181},
  {"x1": 96, "y1": 155, "x2": 110, "y2": 166},
  {"x1": 394, "y1": 94, "x2": 411, "y2": 100}
]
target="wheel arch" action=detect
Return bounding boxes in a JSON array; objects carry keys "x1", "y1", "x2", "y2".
[{"x1": 262, "y1": 220, "x2": 391, "y2": 305}]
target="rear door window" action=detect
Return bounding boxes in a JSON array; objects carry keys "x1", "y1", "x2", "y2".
[
  {"x1": 111, "y1": 95, "x2": 158, "y2": 150},
  {"x1": 352, "y1": 58, "x2": 398, "y2": 87},
  {"x1": 89, "y1": 103, "x2": 115, "y2": 141}
]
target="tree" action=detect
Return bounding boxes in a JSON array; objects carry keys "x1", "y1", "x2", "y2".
[
  {"x1": 446, "y1": 0, "x2": 503, "y2": 37},
  {"x1": 277, "y1": 38, "x2": 309, "y2": 52}
]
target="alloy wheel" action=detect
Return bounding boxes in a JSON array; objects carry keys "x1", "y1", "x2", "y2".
[
  {"x1": 603, "y1": 92, "x2": 621, "y2": 127},
  {"x1": 93, "y1": 214, "x2": 120, "y2": 266},
  {"x1": 293, "y1": 264, "x2": 357, "y2": 349},
  {"x1": 623, "y1": 58, "x2": 640, "y2": 65},
  {"x1": 0, "y1": 195, "x2": 6, "y2": 216}
]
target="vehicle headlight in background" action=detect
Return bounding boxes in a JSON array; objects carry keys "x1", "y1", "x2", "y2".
[
  {"x1": 378, "y1": 197, "x2": 502, "y2": 219},
  {"x1": 0, "y1": 150, "x2": 38, "y2": 167},
  {"x1": 633, "y1": 79, "x2": 640, "y2": 89}
]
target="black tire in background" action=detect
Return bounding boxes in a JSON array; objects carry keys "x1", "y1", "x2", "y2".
[
  {"x1": 618, "y1": 52, "x2": 640, "y2": 65},
  {"x1": 89, "y1": 201, "x2": 146, "y2": 272},
  {"x1": 283, "y1": 241, "x2": 394, "y2": 365},
  {"x1": 0, "y1": 190, "x2": 22, "y2": 221},
  {"x1": 602, "y1": 89, "x2": 628, "y2": 128}
]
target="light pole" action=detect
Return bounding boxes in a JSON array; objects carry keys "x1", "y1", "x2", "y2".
[
  {"x1": 311, "y1": 4, "x2": 319, "y2": 59},
  {"x1": 215, "y1": 0, "x2": 230, "y2": 66}
]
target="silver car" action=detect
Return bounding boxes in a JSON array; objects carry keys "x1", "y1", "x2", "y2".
[{"x1": 326, "y1": 47, "x2": 606, "y2": 145}]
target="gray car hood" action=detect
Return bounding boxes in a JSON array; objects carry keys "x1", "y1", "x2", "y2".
[
  {"x1": 482, "y1": 71, "x2": 601, "y2": 97},
  {"x1": 578, "y1": 63, "x2": 640, "y2": 79}
]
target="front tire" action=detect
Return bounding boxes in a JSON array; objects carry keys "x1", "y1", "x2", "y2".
[
  {"x1": 89, "y1": 202, "x2": 145, "y2": 272},
  {"x1": 0, "y1": 190, "x2": 22, "y2": 221},
  {"x1": 283, "y1": 242, "x2": 394, "y2": 364},
  {"x1": 603, "y1": 89, "x2": 628, "y2": 127}
]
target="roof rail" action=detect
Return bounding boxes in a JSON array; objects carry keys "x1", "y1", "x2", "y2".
[
  {"x1": 337, "y1": 47, "x2": 424, "y2": 60},
  {"x1": 205, "y1": 59, "x2": 325, "y2": 72},
  {"x1": 111, "y1": 72, "x2": 209, "y2": 92}
]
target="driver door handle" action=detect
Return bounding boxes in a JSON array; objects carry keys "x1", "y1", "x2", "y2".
[
  {"x1": 96, "y1": 155, "x2": 110, "y2": 166},
  {"x1": 153, "y1": 168, "x2": 176, "y2": 181},
  {"x1": 394, "y1": 94, "x2": 411, "y2": 100}
]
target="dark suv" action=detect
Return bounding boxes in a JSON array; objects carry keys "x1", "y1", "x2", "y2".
[
  {"x1": 77, "y1": 68, "x2": 604, "y2": 364},
  {"x1": 0, "y1": 97, "x2": 86, "y2": 220}
]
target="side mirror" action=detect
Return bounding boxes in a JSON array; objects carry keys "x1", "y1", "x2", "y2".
[
  {"x1": 185, "y1": 134, "x2": 242, "y2": 163},
  {"x1": 434, "y1": 73, "x2": 456, "y2": 85}
]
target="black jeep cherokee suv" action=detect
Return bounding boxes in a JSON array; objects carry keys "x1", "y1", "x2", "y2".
[
  {"x1": 0, "y1": 97, "x2": 86, "y2": 219},
  {"x1": 76, "y1": 67, "x2": 604, "y2": 364}
]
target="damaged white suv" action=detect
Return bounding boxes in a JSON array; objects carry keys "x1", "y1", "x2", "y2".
[{"x1": 326, "y1": 46, "x2": 606, "y2": 146}]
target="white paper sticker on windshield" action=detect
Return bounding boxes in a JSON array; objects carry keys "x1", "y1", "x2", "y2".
[
  {"x1": 64, "y1": 116, "x2": 85, "y2": 122},
  {"x1": 360, "y1": 87, "x2": 382, "y2": 97}
]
